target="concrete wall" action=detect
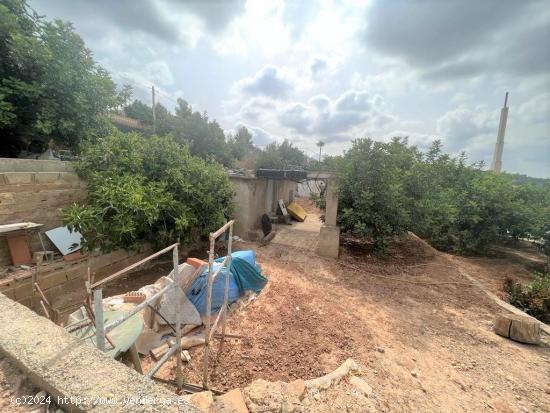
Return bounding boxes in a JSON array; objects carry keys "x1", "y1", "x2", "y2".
[
  {"x1": 0, "y1": 158, "x2": 74, "y2": 172},
  {"x1": 229, "y1": 175, "x2": 298, "y2": 238},
  {"x1": 0, "y1": 159, "x2": 86, "y2": 267}
]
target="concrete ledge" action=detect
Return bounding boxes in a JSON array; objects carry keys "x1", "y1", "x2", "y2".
[
  {"x1": 0, "y1": 172, "x2": 82, "y2": 187},
  {"x1": 0, "y1": 293, "x2": 199, "y2": 412},
  {"x1": 3, "y1": 172, "x2": 35, "y2": 184},
  {"x1": 0, "y1": 158, "x2": 75, "y2": 173}
]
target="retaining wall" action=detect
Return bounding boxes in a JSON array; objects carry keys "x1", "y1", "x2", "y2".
[
  {"x1": 0, "y1": 293, "x2": 198, "y2": 412},
  {"x1": 0, "y1": 158, "x2": 86, "y2": 267}
]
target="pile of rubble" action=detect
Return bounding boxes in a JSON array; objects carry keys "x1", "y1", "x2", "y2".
[{"x1": 184, "y1": 359, "x2": 379, "y2": 413}]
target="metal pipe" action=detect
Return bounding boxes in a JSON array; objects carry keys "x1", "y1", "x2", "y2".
[
  {"x1": 173, "y1": 245, "x2": 183, "y2": 390},
  {"x1": 202, "y1": 234, "x2": 216, "y2": 389},
  {"x1": 93, "y1": 289, "x2": 105, "y2": 351},
  {"x1": 219, "y1": 224, "x2": 233, "y2": 355},
  {"x1": 146, "y1": 344, "x2": 179, "y2": 378},
  {"x1": 91, "y1": 243, "x2": 178, "y2": 288},
  {"x1": 209, "y1": 220, "x2": 235, "y2": 240}
]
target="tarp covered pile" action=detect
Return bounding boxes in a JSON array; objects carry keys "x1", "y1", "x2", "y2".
[{"x1": 186, "y1": 250, "x2": 268, "y2": 315}]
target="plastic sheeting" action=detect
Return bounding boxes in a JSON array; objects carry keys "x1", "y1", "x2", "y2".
[{"x1": 186, "y1": 250, "x2": 267, "y2": 315}]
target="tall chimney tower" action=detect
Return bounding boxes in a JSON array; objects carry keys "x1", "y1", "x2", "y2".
[{"x1": 490, "y1": 92, "x2": 509, "y2": 173}]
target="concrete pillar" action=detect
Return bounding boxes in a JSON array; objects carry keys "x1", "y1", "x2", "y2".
[
  {"x1": 266, "y1": 179, "x2": 274, "y2": 213},
  {"x1": 318, "y1": 225, "x2": 340, "y2": 258},
  {"x1": 325, "y1": 180, "x2": 338, "y2": 226}
]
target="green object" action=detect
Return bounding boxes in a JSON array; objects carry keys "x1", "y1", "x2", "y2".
[
  {"x1": 230, "y1": 257, "x2": 268, "y2": 294},
  {"x1": 70, "y1": 310, "x2": 143, "y2": 358}
]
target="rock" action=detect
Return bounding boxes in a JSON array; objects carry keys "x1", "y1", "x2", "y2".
[
  {"x1": 350, "y1": 376, "x2": 373, "y2": 397},
  {"x1": 493, "y1": 314, "x2": 541, "y2": 344},
  {"x1": 35, "y1": 390, "x2": 47, "y2": 399},
  {"x1": 488, "y1": 399, "x2": 514, "y2": 413},
  {"x1": 244, "y1": 379, "x2": 302, "y2": 413},
  {"x1": 411, "y1": 369, "x2": 418, "y2": 378},
  {"x1": 215, "y1": 389, "x2": 249, "y2": 413},
  {"x1": 185, "y1": 391, "x2": 214, "y2": 412},
  {"x1": 375, "y1": 347, "x2": 385, "y2": 353},
  {"x1": 181, "y1": 350, "x2": 192, "y2": 362},
  {"x1": 288, "y1": 379, "x2": 306, "y2": 400}
]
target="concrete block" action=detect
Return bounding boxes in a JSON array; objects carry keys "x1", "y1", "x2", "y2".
[
  {"x1": 494, "y1": 313, "x2": 540, "y2": 344},
  {"x1": 4, "y1": 172, "x2": 35, "y2": 184},
  {"x1": 35, "y1": 172, "x2": 60, "y2": 183},
  {"x1": 58, "y1": 172, "x2": 80, "y2": 184},
  {"x1": 317, "y1": 225, "x2": 340, "y2": 258}
]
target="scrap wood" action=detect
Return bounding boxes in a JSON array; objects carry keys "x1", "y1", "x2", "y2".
[{"x1": 150, "y1": 342, "x2": 171, "y2": 360}]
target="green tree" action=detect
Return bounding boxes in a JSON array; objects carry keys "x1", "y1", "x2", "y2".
[
  {"x1": 122, "y1": 98, "x2": 233, "y2": 166},
  {"x1": 227, "y1": 126, "x2": 255, "y2": 160},
  {"x1": 255, "y1": 139, "x2": 308, "y2": 169},
  {"x1": 63, "y1": 131, "x2": 234, "y2": 251},
  {"x1": 0, "y1": 0, "x2": 120, "y2": 154},
  {"x1": 336, "y1": 137, "x2": 550, "y2": 254}
]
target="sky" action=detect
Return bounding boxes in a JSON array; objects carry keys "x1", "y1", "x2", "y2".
[{"x1": 30, "y1": 0, "x2": 550, "y2": 177}]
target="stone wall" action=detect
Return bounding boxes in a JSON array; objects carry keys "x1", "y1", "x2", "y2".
[{"x1": 0, "y1": 159, "x2": 86, "y2": 267}]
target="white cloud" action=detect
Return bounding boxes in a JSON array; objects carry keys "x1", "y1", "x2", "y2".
[
  {"x1": 233, "y1": 65, "x2": 296, "y2": 99},
  {"x1": 436, "y1": 105, "x2": 497, "y2": 152}
]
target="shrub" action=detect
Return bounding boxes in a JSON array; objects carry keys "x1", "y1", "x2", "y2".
[
  {"x1": 336, "y1": 137, "x2": 550, "y2": 254},
  {"x1": 63, "y1": 131, "x2": 234, "y2": 251},
  {"x1": 503, "y1": 273, "x2": 550, "y2": 323}
]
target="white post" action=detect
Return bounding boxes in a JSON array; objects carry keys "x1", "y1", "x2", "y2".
[
  {"x1": 93, "y1": 288, "x2": 105, "y2": 352},
  {"x1": 219, "y1": 224, "x2": 233, "y2": 356},
  {"x1": 173, "y1": 245, "x2": 183, "y2": 390},
  {"x1": 490, "y1": 92, "x2": 509, "y2": 173},
  {"x1": 203, "y1": 235, "x2": 216, "y2": 389}
]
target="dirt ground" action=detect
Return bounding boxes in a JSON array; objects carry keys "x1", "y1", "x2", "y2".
[
  {"x1": 150, "y1": 201, "x2": 549, "y2": 412},
  {"x1": 4, "y1": 199, "x2": 549, "y2": 412}
]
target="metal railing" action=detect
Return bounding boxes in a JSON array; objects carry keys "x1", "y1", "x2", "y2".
[
  {"x1": 89, "y1": 242, "x2": 185, "y2": 388},
  {"x1": 82, "y1": 219, "x2": 235, "y2": 391},
  {"x1": 203, "y1": 219, "x2": 234, "y2": 389}
]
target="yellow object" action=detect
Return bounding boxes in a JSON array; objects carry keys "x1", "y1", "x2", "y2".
[{"x1": 286, "y1": 201, "x2": 307, "y2": 222}]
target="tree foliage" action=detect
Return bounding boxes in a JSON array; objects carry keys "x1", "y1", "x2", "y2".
[
  {"x1": 255, "y1": 139, "x2": 309, "y2": 169},
  {"x1": 337, "y1": 137, "x2": 550, "y2": 254},
  {"x1": 63, "y1": 131, "x2": 234, "y2": 251},
  {"x1": 123, "y1": 98, "x2": 233, "y2": 166},
  {"x1": 0, "y1": 0, "x2": 121, "y2": 155}
]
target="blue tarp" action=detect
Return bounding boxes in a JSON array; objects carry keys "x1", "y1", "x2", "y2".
[{"x1": 186, "y1": 250, "x2": 268, "y2": 315}]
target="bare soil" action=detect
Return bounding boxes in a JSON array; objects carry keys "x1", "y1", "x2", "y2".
[
  {"x1": 151, "y1": 201, "x2": 550, "y2": 412},
  {"x1": 14, "y1": 199, "x2": 548, "y2": 412}
]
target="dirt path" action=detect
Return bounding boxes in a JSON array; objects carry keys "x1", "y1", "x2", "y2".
[{"x1": 152, "y1": 227, "x2": 550, "y2": 412}]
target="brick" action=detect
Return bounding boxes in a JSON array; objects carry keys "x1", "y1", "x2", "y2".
[{"x1": 186, "y1": 257, "x2": 207, "y2": 268}]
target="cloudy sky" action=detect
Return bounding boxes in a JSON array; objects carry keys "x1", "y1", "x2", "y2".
[{"x1": 31, "y1": 0, "x2": 550, "y2": 177}]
